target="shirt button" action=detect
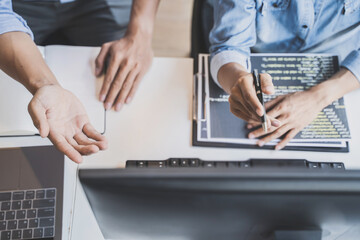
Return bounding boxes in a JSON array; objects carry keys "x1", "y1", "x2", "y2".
[
  {"x1": 272, "y1": 3, "x2": 278, "y2": 7},
  {"x1": 302, "y1": 25, "x2": 308, "y2": 29}
]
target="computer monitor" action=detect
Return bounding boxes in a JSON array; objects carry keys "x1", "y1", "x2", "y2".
[{"x1": 79, "y1": 168, "x2": 360, "y2": 240}]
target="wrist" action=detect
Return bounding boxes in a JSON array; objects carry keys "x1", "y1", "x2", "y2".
[
  {"x1": 218, "y1": 63, "x2": 249, "y2": 93},
  {"x1": 28, "y1": 77, "x2": 59, "y2": 95}
]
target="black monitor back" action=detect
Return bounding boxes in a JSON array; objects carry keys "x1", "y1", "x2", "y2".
[{"x1": 79, "y1": 168, "x2": 360, "y2": 240}]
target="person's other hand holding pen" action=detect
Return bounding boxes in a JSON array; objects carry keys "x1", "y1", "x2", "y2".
[{"x1": 217, "y1": 62, "x2": 281, "y2": 132}]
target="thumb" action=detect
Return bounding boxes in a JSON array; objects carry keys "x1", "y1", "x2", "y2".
[
  {"x1": 260, "y1": 73, "x2": 275, "y2": 95},
  {"x1": 28, "y1": 98, "x2": 50, "y2": 138}
]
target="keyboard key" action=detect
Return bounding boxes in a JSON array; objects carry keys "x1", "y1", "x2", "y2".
[
  {"x1": 333, "y1": 163, "x2": 344, "y2": 170},
  {"x1": 22, "y1": 229, "x2": 32, "y2": 239},
  {"x1": 0, "y1": 231, "x2": 10, "y2": 240},
  {"x1": 26, "y1": 210, "x2": 36, "y2": 219},
  {"x1": 22, "y1": 201, "x2": 31, "y2": 210},
  {"x1": 0, "y1": 193, "x2": 11, "y2": 202},
  {"x1": 25, "y1": 191, "x2": 35, "y2": 200},
  {"x1": 7, "y1": 220, "x2": 17, "y2": 230},
  {"x1": 38, "y1": 208, "x2": 55, "y2": 218},
  {"x1": 11, "y1": 201, "x2": 21, "y2": 210},
  {"x1": 1, "y1": 202, "x2": 10, "y2": 211},
  {"x1": 33, "y1": 228, "x2": 43, "y2": 238},
  {"x1": 5, "y1": 211, "x2": 15, "y2": 220},
  {"x1": 40, "y1": 217, "x2": 55, "y2": 227},
  {"x1": 33, "y1": 199, "x2": 55, "y2": 208},
  {"x1": 320, "y1": 163, "x2": 332, "y2": 169},
  {"x1": 189, "y1": 159, "x2": 199, "y2": 167},
  {"x1": 309, "y1": 163, "x2": 319, "y2": 169},
  {"x1": 147, "y1": 161, "x2": 166, "y2": 168},
  {"x1": 136, "y1": 161, "x2": 146, "y2": 168},
  {"x1": 29, "y1": 219, "x2": 38, "y2": 228},
  {"x1": 44, "y1": 227, "x2": 54, "y2": 237},
  {"x1": 18, "y1": 220, "x2": 28, "y2": 229},
  {"x1": 240, "y1": 162, "x2": 251, "y2": 168},
  {"x1": 0, "y1": 212, "x2": 4, "y2": 220},
  {"x1": 180, "y1": 159, "x2": 189, "y2": 167},
  {"x1": 12, "y1": 192, "x2": 24, "y2": 201},
  {"x1": 170, "y1": 159, "x2": 179, "y2": 167},
  {"x1": 0, "y1": 221, "x2": 6, "y2": 230},
  {"x1": 216, "y1": 162, "x2": 227, "y2": 168},
  {"x1": 35, "y1": 190, "x2": 45, "y2": 199},
  {"x1": 228, "y1": 162, "x2": 239, "y2": 168},
  {"x1": 46, "y1": 189, "x2": 56, "y2": 199},
  {"x1": 11, "y1": 230, "x2": 21, "y2": 239},
  {"x1": 203, "y1": 162, "x2": 215, "y2": 168},
  {"x1": 16, "y1": 210, "x2": 26, "y2": 220}
]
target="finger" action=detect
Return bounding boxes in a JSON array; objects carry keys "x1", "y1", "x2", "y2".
[
  {"x1": 114, "y1": 65, "x2": 139, "y2": 111},
  {"x1": 28, "y1": 98, "x2": 50, "y2": 138},
  {"x1": 126, "y1": 72, "x2": 144, "y2": 104},
  {"x1": 257, "y1": 125, "x2": 290, "y2": 147},
  {"x1": 104, "y1": 62, "x2": 133, "y2": 110},
  {"x1": 229, "y1": 97, "x2": 255, "y2": 122},
  {"x1": 260, "y1": 73, "x2": 274, "y2": 95},
  {"x1": 74, "y1": 132, "x2": 106, "y2": 150},
  {"x1": 95, "y1": 43, "x2": 111, "y2": 77},
  {"x1": 247, "y1": 115, "x2": 280, "y2": 129},
  {"x1": 99, "y1": 55, "x2": 121, "y2": 106},
  {"x1": 66, "y1": 136, "x2": 99, "y2": 156},
  {"x1": 48, "y1": 133, "x2": 83, "y2": 163},
  {"x1": 83, "y1": 123, "x2": 108, "y2": 150},
  {"x1": 275, "y1": 129, "x2": 299, "y2": 150},
  {"x1": 229, "y1": 93, "x2": 258, "y2": 122},
  {"x1": 239, "y1": 78, "x2": 264, "y2": 117}
]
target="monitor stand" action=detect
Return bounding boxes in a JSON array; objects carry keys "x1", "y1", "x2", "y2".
[{"x1": 274, "y1": 230, "x2": 322, "y2": 240}]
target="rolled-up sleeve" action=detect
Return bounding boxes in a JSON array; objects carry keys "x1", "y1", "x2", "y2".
[
  {"x1": 0, "y1": 0, "x2": 33, "y2": 38},
  {"x1": 341, "y1": 48, "x2": 360, "y2": 82},
  {"x1": 209, "y1": 0, "x2": 256, "y2": 87}
]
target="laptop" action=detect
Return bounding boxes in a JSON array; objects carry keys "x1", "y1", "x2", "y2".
[
  {"x1": 79, "y1": 159, "x2": 360, "y2": 240},
  {"x1": 0, "y1": 146, "x2": 64, "y2": 240}
]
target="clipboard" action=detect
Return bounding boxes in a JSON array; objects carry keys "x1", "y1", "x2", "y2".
[{"x1": 192, "y1": 54, "x2": 350, "y2": 152}]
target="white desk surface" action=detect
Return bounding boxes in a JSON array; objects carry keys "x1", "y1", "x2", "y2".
[{"x1": 1, "y1": 56, "x2": 360, "y2": 239}]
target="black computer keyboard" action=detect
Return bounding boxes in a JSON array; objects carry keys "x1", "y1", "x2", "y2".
[
  {"x1": 0, "y1": 188, "x2": 56, "y2": 240},
  {"x1": 126, "y1": 158, "x2": 345, "y2": 170}
]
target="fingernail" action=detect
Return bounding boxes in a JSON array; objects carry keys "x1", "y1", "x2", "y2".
[
  {"x1": 272, "y1": 119, "x2": 281, "y2": 127},
  {"x1": 104, "y1": 102, "x2": 111, "y2": 110},
  {"x1": 115, "y1": 103, "x2": 123, "y2": 111},
  {"x1": 247, "y1": 124, "x2": 252, "y2": 129},
  {"x1": 275, "y1": 145, "x2": 282, "y2": 150},
  {"x1": 126, "y1": 97, "x2": 132, "y2": 104},
  {"x1": 99, "y1": 94, "x2": 105, "y2": 102},
  {"x1": 256, "y1": 108, "x2": 263, "y2": 116},
  {"x1": 248, "y1": 133, "x2": 255, "y2": 139},
  {"x1": 95, "y1": 67, "x2": 99, "y2": 75},
  {"x1": 258, "y1": 140, "x2": 265, "y2": 147}
]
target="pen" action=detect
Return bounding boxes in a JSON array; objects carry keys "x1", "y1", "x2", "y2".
[{"x1": 252, "y1": 69, "x2": 267, "y2": 133}]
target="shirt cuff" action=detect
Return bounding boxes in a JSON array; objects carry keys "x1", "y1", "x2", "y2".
[
  {"x1": 210, "y1": 50, "x2": 251, "y2": 88},
  {"x1": 0, "y1": 12, "x2": 33, "y2": 39},
  {"x1": 341, "y1": 50, "x2": 360, "y2": 82}
]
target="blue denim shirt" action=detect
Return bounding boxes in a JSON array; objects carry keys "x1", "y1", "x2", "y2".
[
  {"x1": 0, "y1": 0, "x2": 33, "y2": 38},
  {"x1": 209, "y1": 0, "x2": 360, "y2": 86},
  {"x1": 0, "y1": 0, "x2": 74, "y2": 38}
]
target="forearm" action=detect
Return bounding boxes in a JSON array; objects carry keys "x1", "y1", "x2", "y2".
[
  {"x1": 310, "y1": 68, "x2": 360, "y2": 107},
  {"x1": 126, "y1": 0, "x2": 160, "y2": 38},
  {"x1": 218, "y1": 62, "x2": 249, "y2": 93},
  {"x1": 0, "y1": 32, "x2": 58, "y2": 95}
]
